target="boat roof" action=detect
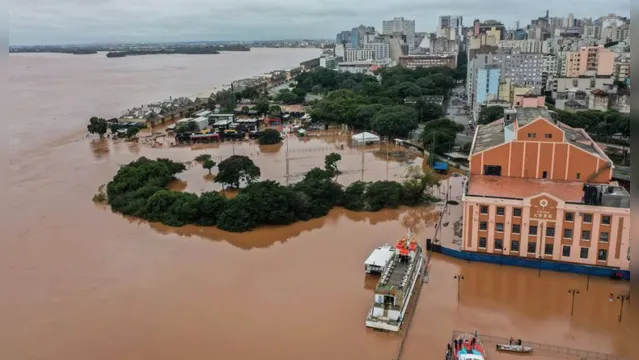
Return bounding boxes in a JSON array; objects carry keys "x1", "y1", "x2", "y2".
[
  {"x1": 364, "y1": 245, "x2": 393, "y2": 267},
  {"x1": 458, "y1": 355, "x2": 485, "y2": 360}
]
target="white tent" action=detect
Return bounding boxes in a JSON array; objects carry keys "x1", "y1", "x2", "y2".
[{"x1": 352, "y1": 131, "x2": 381, "y2": 145}]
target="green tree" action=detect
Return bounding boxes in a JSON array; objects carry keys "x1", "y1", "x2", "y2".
[
  {"x1": 144, "y1": 190, "x2": 200, "y2": 227},
  {"x1": 268, "y1": 105, "x2": 282, "y2": 117},
  {"x1": 87, "y1": 117, "x2": 108, "y2": 138},
  {"x1": 324, "y1": 152, "x2": 342, "y2": 177},
  {"x1": 194, "y1": 154, "x2": 212, "y2": 162},
  {"x1": 254, "y1": 97, "x2": 270, "y2": 116},
  {"x1": 176, "y1": 121, "x2": 199, "y2": 134},
  {"x1": 415, "y1": 100, "x2": 445, "y2": 122},
  {"x1": 213, "y1": 89, "x2": 236, "y2": 112},
  {"x1": 275, "y1": 89, "x2": 300, "y2": 104},
  {"x1": 342, "y1": 181, "x2": 367, "y2": 211},
  {"x1": 353, "y1": 104, "x2": 383, "y2": 130},
  {"x1": 216, "y1": 194, "x2": 258, "y2": 232},
  {"x1": 370, "y1": 106, "x2": 419, "y2": 137},
  {"x1": 126, "y1": 126, "x2": 140, "y2": 139},
  {"x1": 292, "y1": 168, "x2": 343, "y2": 218},
  {"x1": 478, "y1": 106, "x2": 505, "y2": 125},
  {"x1": 202, "y1": 159, "x2": 216, "y2": 174},
  {"x1": 196, "y1": 191, "x2": 228, "y2": 226},
  {"x1": 421, "y1": 118, "x2": 464, "y2": 155},
  {"x1": 214, "y1": 155, "x2": 261, "y2": 188},
  {"x1": 364, "y1": 181, "x2": 405, "y2": 211},
  {"x1": 402, "y1": 166, "x2": 439, "y2": 205},
  {"x1": 258, "y1": 128, "x2": 282, "y2": 145}
]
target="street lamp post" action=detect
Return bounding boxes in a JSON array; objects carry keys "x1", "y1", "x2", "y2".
[
  {"x1": 610, "y1": 293, "x2": 630, "y2": 322},
  {"x1": 538, "y1": 256, "x2": 543, "y2": 277},
  {"x1": 454, "y1": 274, "x2": 465, "y2": 302},
  {"x1": 568, "y1": 289, "x2": 580, "y2": 316}
]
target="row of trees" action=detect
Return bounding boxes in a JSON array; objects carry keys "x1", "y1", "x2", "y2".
[
  {"x1": 105, "y1": 155, "x2": 440, "y2": 232},
  {"x1": 300, "y1": 67, "x2": 459, "y2": 140},
  {"x1": 477, "y1": 106, "x2": 630, "y2": 143},
  {"x1": 87, "y1": 116, "x2": 140, "y2": 139}
]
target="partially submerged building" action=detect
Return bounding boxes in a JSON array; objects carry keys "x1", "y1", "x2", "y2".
[{"x1": 462, "y1": 105, "x2": 630, "y2": 272}]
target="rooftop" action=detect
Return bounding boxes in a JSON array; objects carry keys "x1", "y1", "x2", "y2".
[
  {"x1": 467, "y1": 175, "x2": 629, "y2": 208},
  {"x1": 470, "y1": 107, "x2": 607, "y2": 159},
  {"x1": 467, "y1": 175, "x2": 585, "y2": 202}
]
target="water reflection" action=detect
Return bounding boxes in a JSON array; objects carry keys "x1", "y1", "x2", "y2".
[
  {"x1": 364, "y1": 274, "x2": 379, "y2": 291},
  {"x1": 144, "y1": 206, "x2": 435, "y2": 250},
  {"x1": 127, "y1": 141, "x2": 140, "y2": 154},
  {"x1": 258, "y1": 143, "x2": 283, "y2": 153},
  {"x1": 89, "y1": 139, "x2": 109, "y2": 160}
]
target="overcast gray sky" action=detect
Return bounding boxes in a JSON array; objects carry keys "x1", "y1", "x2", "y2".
[{"x1": 9, "y1": 0, "x2": 630, "y2": 45}]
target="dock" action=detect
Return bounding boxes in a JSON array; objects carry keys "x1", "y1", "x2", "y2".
[{"x1": 451, "y1": 331, "x2": 627, "y2": 360}]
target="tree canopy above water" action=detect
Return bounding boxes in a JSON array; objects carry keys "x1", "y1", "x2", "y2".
[{"x1": 102, "y1": 154, "x2": 441, "y2": 233}]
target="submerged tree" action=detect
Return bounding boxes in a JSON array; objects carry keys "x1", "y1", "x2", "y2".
[
  {"x1": 87, "y1": 117, "x2": 108, "y2": 138},
  {"x1": 202, "y1": 159, "x2": 216, "y2": 174},
  {"x1": 214, "y1": 155, "x2": 261, "y2": 188},
  {"x1": 324, "y1": 152, "x2": 342, "y2": 177},
  {"x1": 258, "y1": 128, "x2": 282, "y2": 145},
  {"x1": 194, "y1": 154, "x2": 212, "y2": 162},
  {"x1": 402, "y1": 166, "x2": 439, "y2": 204}
]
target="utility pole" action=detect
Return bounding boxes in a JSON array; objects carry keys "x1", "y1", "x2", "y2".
[
  {"x1": 285, "y1": 134, "x2": 290, "y2": 186},
  {"x1": 361, "y1": 149, "x2": 365, "y2": 181},
  {"x1": 568, "y1": 289, "x2": 580, "y2": 316},
  {"x1": 585, "y1": 271, "x2": 590, "y2": 291},
  {"x1": 610, "y1": 293, "x2": 630, "y2": 322},
  {"x1": 454, "y1": 274, "x2": 465, "y2": 302},
  {"x1": 385, "y1": 137, "x2": 389, "y2": 181}
]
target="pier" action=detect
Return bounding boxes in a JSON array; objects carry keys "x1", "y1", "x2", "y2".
[{"x1": 452, "y1": 331, "x2": 627, "y2": 360}]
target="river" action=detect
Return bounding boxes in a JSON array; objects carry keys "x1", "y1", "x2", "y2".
[{"x1": 2, "y1": 48, "x2": 634, "y2": 360}]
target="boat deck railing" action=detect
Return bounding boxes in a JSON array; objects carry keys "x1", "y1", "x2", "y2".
[{"x1": 452, "y1": 330, "x2": 626, "y2": 360}]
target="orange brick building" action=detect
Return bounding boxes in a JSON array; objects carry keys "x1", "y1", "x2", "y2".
[{"x1": 462, "y1": 106, "x2": 630, "y2": 270}]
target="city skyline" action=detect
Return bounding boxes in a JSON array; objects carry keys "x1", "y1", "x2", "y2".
[{"x1": 10, "y1": 0, "x2": 630, "y2": 45}]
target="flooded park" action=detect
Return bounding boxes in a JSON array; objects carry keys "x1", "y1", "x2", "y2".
[{"x1": 4, "y1": 50, "x2": 633, "y2": 360}]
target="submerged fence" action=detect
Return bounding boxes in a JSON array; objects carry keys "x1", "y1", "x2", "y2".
[{"x1": 452, "y1": 330, "x2": 626, "y2": 360}]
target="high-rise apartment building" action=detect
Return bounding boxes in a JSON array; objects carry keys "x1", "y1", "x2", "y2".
[
  {"x1": 463, "y1": 106, "x2": 629, "y2": 271},
  {"x1": 336, "y1": 30, "x2": 352, "y2": 44},
  {"x1": 467, "y1": 49, "x2": 546, "y2": 119},
  {"x1": 350, "y1": 25, "x2": 376, "y2": 49},
  {"x1": 565, "y1": 46, "x2": 615, "y2": 77},
  {"x1": 345, "y1": 48, "x2": 374, "y2": 62},
  {"x1": 382, "y1": 17, "x2": 416, "y2": 49},
  {"x1": 364, "y1": 42, "x2": 390, "y2": 60},
  {"x1": 430, "y1": 34, "x2": 458, "y2": 55},
  {"x1": 541, "y1": 54, "x2": 558, "y2": 76},
  {"x1": 473, "y1": 65, "x2": 501, "y2": 119},
  {"x1": 438, "y1": 15, "x2": 463, "y2": 41},
  {"x1": 601, "y1": 23, "x2": 629, "y2": 42},
  {"x1": 497, "y1": 40, "x2": 544, "y2": 53}
]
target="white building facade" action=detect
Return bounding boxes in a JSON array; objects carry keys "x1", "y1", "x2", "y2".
[{"x1": 364, "y1": 42, "x2": 391, "y2": 60}]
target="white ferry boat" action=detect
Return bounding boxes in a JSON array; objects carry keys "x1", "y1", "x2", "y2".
[
  {"x1": 364, "y1": 244, "x2": 394, "y2": 274},
  {"x1": 365, "y1": 232, "x2": 424, "y2": 332}
]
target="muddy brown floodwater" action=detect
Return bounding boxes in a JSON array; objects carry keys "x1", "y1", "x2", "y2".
[{"x1": 3, "y1": 50, "x2": 634, "y2": 360}]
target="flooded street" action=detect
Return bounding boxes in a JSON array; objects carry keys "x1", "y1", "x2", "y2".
[{"x1": 3, "y1": 50, "x2": 633, "y2": 360}]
